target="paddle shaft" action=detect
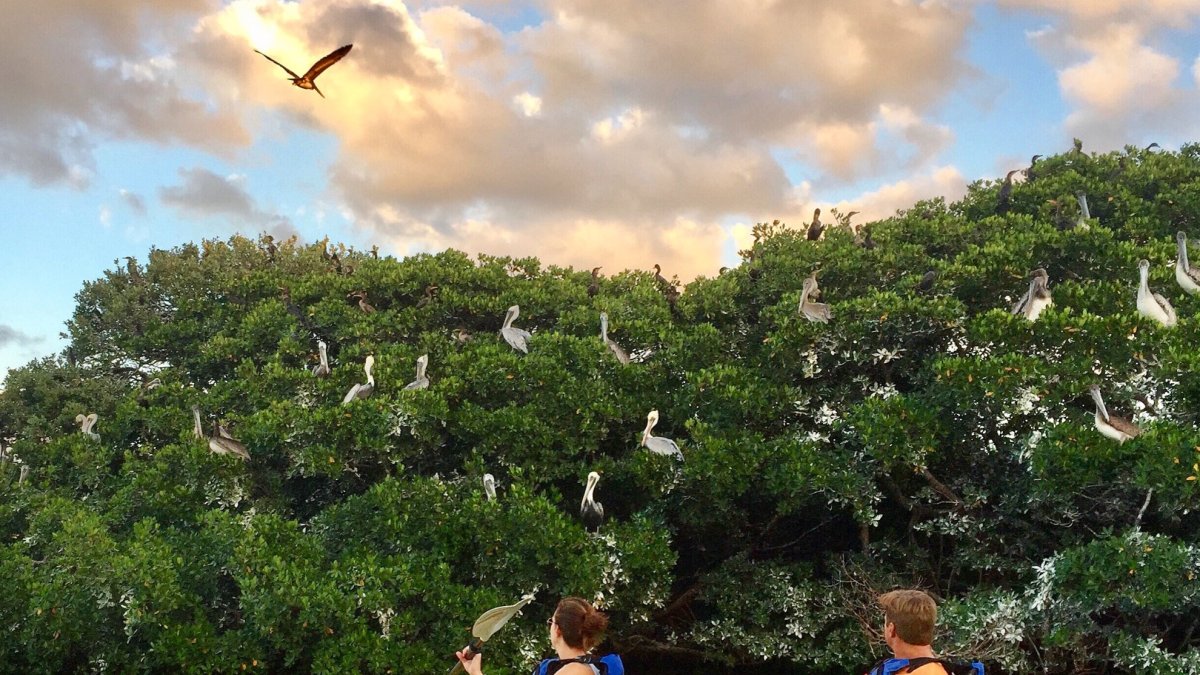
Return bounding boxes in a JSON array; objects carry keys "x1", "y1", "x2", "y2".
[{"x1": 448, "y1": 637, "x2": 484, "y2": 674}]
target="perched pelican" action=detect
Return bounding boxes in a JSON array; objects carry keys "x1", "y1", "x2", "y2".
[
  {"x1": 452, "y1": 328, "x2": 473, "y2": 344},
  {"x1": 1089, "y1": 385, "x2": 1142, "y2": 443},
  {"x1": 1075, "y1": 192, "x2": 1091, "y2": 230},
  {"x1": 370, "y1": 244, "x2": 379, "y2": 259},
  {"x1": 995, "y1": 170, "x2": 1019, "y2": 214},
  {"x1": 75, "y1": 413, "x2": 99, "y2": 441},
  {"x1": 403, "y1": 354, "x2": 430, "y2": 390},
  {"x1": 342, "y1": 355, "x2": 376, "y2": 403},
  {"x1": 263, "y1": 235, "x2": 278, "y2": 261},
  {"x1": 253, "y1": 44, "x2": 353, "y2": 99},
  {"x1": 483, "y1": 473, "x2": 497, "y2": 502},
  {"x1": 312, "y1": 340, "x2": 331, "y2": 378},
  {"x1": 806, "y1": 208, "x2": 823, "y2": 241},
  {"x1": 799, "y1": 274, "x2": 831, "y2": 323},
  {"x1": 211, "y1": 423, "x2": 251, "y2": 461},
  {"x1": 857, "y1": 226, "x2": 876, "y2": 250},
  {"x1": 1137, "y1": 259, "x2": 1177, "y2": 327},
  {"x1": 192, "y1": 406, "x2": 250, "y2": 460},
  {"x1": 641, "y1": 410, "x2": 683, "y2": 460},
  {"x1": 1011, "y1": 268, "x2": 1052, "y2": 321},
  {"x1": 580, "y1": 471, "x2": 604, "y2": 532},
  {"x1": 588, "y1": 267, "x2": 602, "y2": 298},
  {"x1": 348, "y1": 291, "x2": 375, "y2": 314},
  {"x1": 416, "y1": 285, "x2": 439, "y2": 309},
  {"x1": 653, "y1": 264, "x2": 681, "y2": 305},
  {"x1": 500, "y1": 305, "x2": 531, "y2": 353},
  {"x1": 1175, "y1": 232, "x2": 1200, "y2": 295},
  {"x1": 18, "y1": 465, "x2": 29, "y2": 486},
  {"x1": 599, "y1": 312, "x2": 630, "y2": 365}
]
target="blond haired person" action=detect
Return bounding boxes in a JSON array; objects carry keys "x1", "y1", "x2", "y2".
[{"x1": 867, "y1": 590, "x2": 983, "y2": 675}]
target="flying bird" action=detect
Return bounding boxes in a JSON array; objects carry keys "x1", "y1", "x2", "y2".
[
  {"x1": 641, "y1": 410, "x2": 683, "y2": 460},
  {"x1": 500, "y1": 305, "x2": 531, "y2": 353},
  {"x1": 599, "y1": 312, "x2": 630, "y2": 365},
  {"x1": 403, "y1": 354, "x2": 430, "y2": 390},
  {"x1": 1175, "y1": 232, "x2": 1200, "y2": 295},
  {"x1": 343, "y1": 355, "x2": 377, "y2": 403},
  {"x1": 1136, "y1": 259, "x2": 1177, "y2": 327},
  {"x1": 253, "y1": 44, "x2": 353, "y2": 99},
  {"x1": 580, "y1": 471, "x2": 604, "y2": 532},
  {"x1": 1088, "y1": 385, "x2": 1142, "y2": 443},
  {"x1": 1011, "y1": 268, "x2": 1052, "y2": 321}
]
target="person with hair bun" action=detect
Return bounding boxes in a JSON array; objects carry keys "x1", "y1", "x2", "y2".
[{"x1": 455, "y1": 597, "x2": 624, "y2": 675}]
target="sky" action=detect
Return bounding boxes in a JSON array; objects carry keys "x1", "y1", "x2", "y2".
[{"x1": 4, "y1": 0, "x2": 1200, "y2": 381}]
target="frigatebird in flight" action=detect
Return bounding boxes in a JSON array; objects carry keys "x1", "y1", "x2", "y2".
[{"x1": 254, "y1": 44, "x2": 352, "y2": 99}]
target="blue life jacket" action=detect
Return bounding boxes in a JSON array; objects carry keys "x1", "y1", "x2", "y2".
[
  {"x1": 533, "y1": 653, "x2": 624, "y2": 675},
  {"x1": 866, "y1": 656, "x2": 985, "y2": 675}
]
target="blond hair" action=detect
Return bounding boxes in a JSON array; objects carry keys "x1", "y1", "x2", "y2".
[{"x1": 879, "y1": 589, "x2": 937, "y2": 646}]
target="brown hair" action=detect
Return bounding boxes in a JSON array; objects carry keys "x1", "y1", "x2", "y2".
[
  {"x1": 879, "y1": 589, "x2": 937, "y2": 646},
  {"x1": 553, "y1": 597, "x2": 609, "y2": 651}
]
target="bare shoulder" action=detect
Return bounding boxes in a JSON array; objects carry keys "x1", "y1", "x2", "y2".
[{"x1": 556, "y1": 664, "x2": 597, "y2": 675}]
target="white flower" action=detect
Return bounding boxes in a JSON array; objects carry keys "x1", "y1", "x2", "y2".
[{"x1": 872, "y1": 347, "x2": 906, "y2": 364}]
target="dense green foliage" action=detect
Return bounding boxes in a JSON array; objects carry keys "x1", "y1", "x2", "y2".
[{"x1": 2, "y1": 143, "x2": 1200, "y2": 674}]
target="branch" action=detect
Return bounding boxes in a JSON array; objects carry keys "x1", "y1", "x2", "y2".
[
  {"x1": 920, "y1": 467, "x2": 964, "y2": 508},
  {"x1": 1133, "y1": 488, "x2": 1154, "y2": 529}
]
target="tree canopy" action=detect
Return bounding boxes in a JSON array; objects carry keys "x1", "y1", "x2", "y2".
[{"x1": 2, "y1": 142, "x2": 1199, "y2": 674}]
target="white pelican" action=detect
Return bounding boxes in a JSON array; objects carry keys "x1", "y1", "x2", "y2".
[
  {"x1": 1089, "y1": 385, "x2": 1142, "y2": 443},
  {"x1": 1137, "y1": 259, "x2": 1177, "y2": 327},
  {"x1": 580, "y1": 471, "x2": 604, "y2": 532},
  {"x1": 75, "y1": 413, "x2": 99, "y2": 441},
  {"x1": 253, "y1": 44, "x2": 352, "y2": 99},
  {"x1": 343, "y1": 355, "x2": 376, "y2": 403},
  {"x1": 1012, "y1": 268, "x2": 1052, "y2": 321},
  {"x1": 499, "y1": 305, "x2": 531, "y2": 353},
  {"x1": 312, "y1": 340, "x2": 331, "y2": 378},
  {"x1": 1175, "y1": 232, "x2": 1200, "y2": 295},
  {"x1": 483, "y1": 473, "x2": 497, "y2": 502},
  {"x1": 799, "y1": 274, "x2": 831, "y2": 323},
  {"x1": 599, "y1": 313, "x2": 630, "y2": 365},
  {"x1": 642, "y1": 410, "x2": 683, "y2": 460},
  {"x1": 403, "y1": 354, "x2": 429, "y2": 390}
]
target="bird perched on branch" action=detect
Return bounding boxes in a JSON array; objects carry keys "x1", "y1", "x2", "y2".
[
  {"x1": 806, "y1": 208, "x2": 824, "y2": 241},
  {"x1": 254, "y1": 44, "x2": 353, "y2": 99}
]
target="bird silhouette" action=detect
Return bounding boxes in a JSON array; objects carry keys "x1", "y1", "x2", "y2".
[{"x1": 254, "y1": 44, "x2": 352, "y2": 99}]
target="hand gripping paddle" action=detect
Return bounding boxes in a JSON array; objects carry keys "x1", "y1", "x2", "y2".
[{"x1": 449, "y1": 593, "x2": 535, "y2": 674}]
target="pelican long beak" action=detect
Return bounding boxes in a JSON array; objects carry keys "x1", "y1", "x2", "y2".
[{"x1": 1090, "y1": 387, "x2": 1109, "y2": 421}]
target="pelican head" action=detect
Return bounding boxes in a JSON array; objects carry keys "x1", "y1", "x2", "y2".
[
  {"x1": 600, "y1": 312, "x2": 609, "y2": 338},
  {"x1": 643, "y1": 409, "x2": 660, "y2": 444},
  {"x1": 503, "y1": 305, "x2": 520, "y2": 329},
  {"x1": 483, "y1": 473, "x2": 497, "y2": 501},
  {"x1": 583, "y1": 471, "x2": 600, "y2": 504},
  {"x1": 364, "y1": 354, "x2": 376, "y2": 385}
]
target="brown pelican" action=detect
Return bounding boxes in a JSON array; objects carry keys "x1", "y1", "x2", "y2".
[
  {"x1": 403, "y1": 354, "x2": 429, "y2": 390},
  {"x1": 18, "y1": 465, "x2": 29, "y2": 486},
  {"x1": 996, "y1": 170, "x2": 1019, "y2": 214},
  {"x1": 1089, "y1": 385, "x2": 1142, "y2": 443},
  {"x1": 1075, "y1": 192, "x2": 1091, "y2": 230},
  {"x1": 483, "y1": 473, "x2": 497, "y2": 502},
  {"x1": 641, "y1": 410, "x2": 683, "y2": 460},
  {"x1": 312, "y1": 340, "x2": 331, "y2": 378},
  {"x1": 452, "y1": 328, "x2": 473, "y2": 344},
  {"x1": 263, "y1": 235, "x2": 278, "y2": 261},
  {"x1": 1073, "y1": 137, "x2": 1083, "y2": 154},
  {"x1": 370, "y1": 245, "x2": 379, "y2": 259},
  {"x1": 1137, "y1": 259, "x2": 1177, "y2": 327},
  {"x1": 806, "y1": 208, "x2": 823, "y2": 241},
  {"x1": 580, "y1": 471, "x2": 604, "y2": 532},
  {"x1": 254, "y1": 44, "x2": 353, "y2": 99},
  {"x1": 1011, "y1": 268, "x2": 1052, "y2": 321},
  {"x1": 192, "y1": 406, "x2": 250, "y2": 460},
  {"x1": 1175, "y1": 232, "x2": 1200, "y2": 295},
  {"x1": 799, "y1": 274, "x2": 831, "y2": 323},
  {"x1": 342, "y1": 355, "x2": 376, "y2": 403},
  {"x1": 75, "y1": 413, "x2": 99, "y2": 441},
  {"x1": 500, "y1": 305, "x2": 531, "y2": 353},
  {"x1": 857, "y1": 226, "x2": 876, "y2": 250},
  {"x1": 348, "y1": 290, "x2": 375, "y2": 314},
  {"x1": 416, "y1": 284, "x2": 439, "y2": 309},
  {"x1": 599, "y1": 312, "x2": 630, "y2": 365},
  {"x1": 588, "y1": 267, "x2": 602, "y2": 298}
]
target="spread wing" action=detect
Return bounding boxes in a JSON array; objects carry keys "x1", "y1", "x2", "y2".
[
  {"x1": 303, "y1": 44, "x2": 353, "y2": 81},
  {"x1": 254, "y1": 49, "x2": 301, "y2": 80}
]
